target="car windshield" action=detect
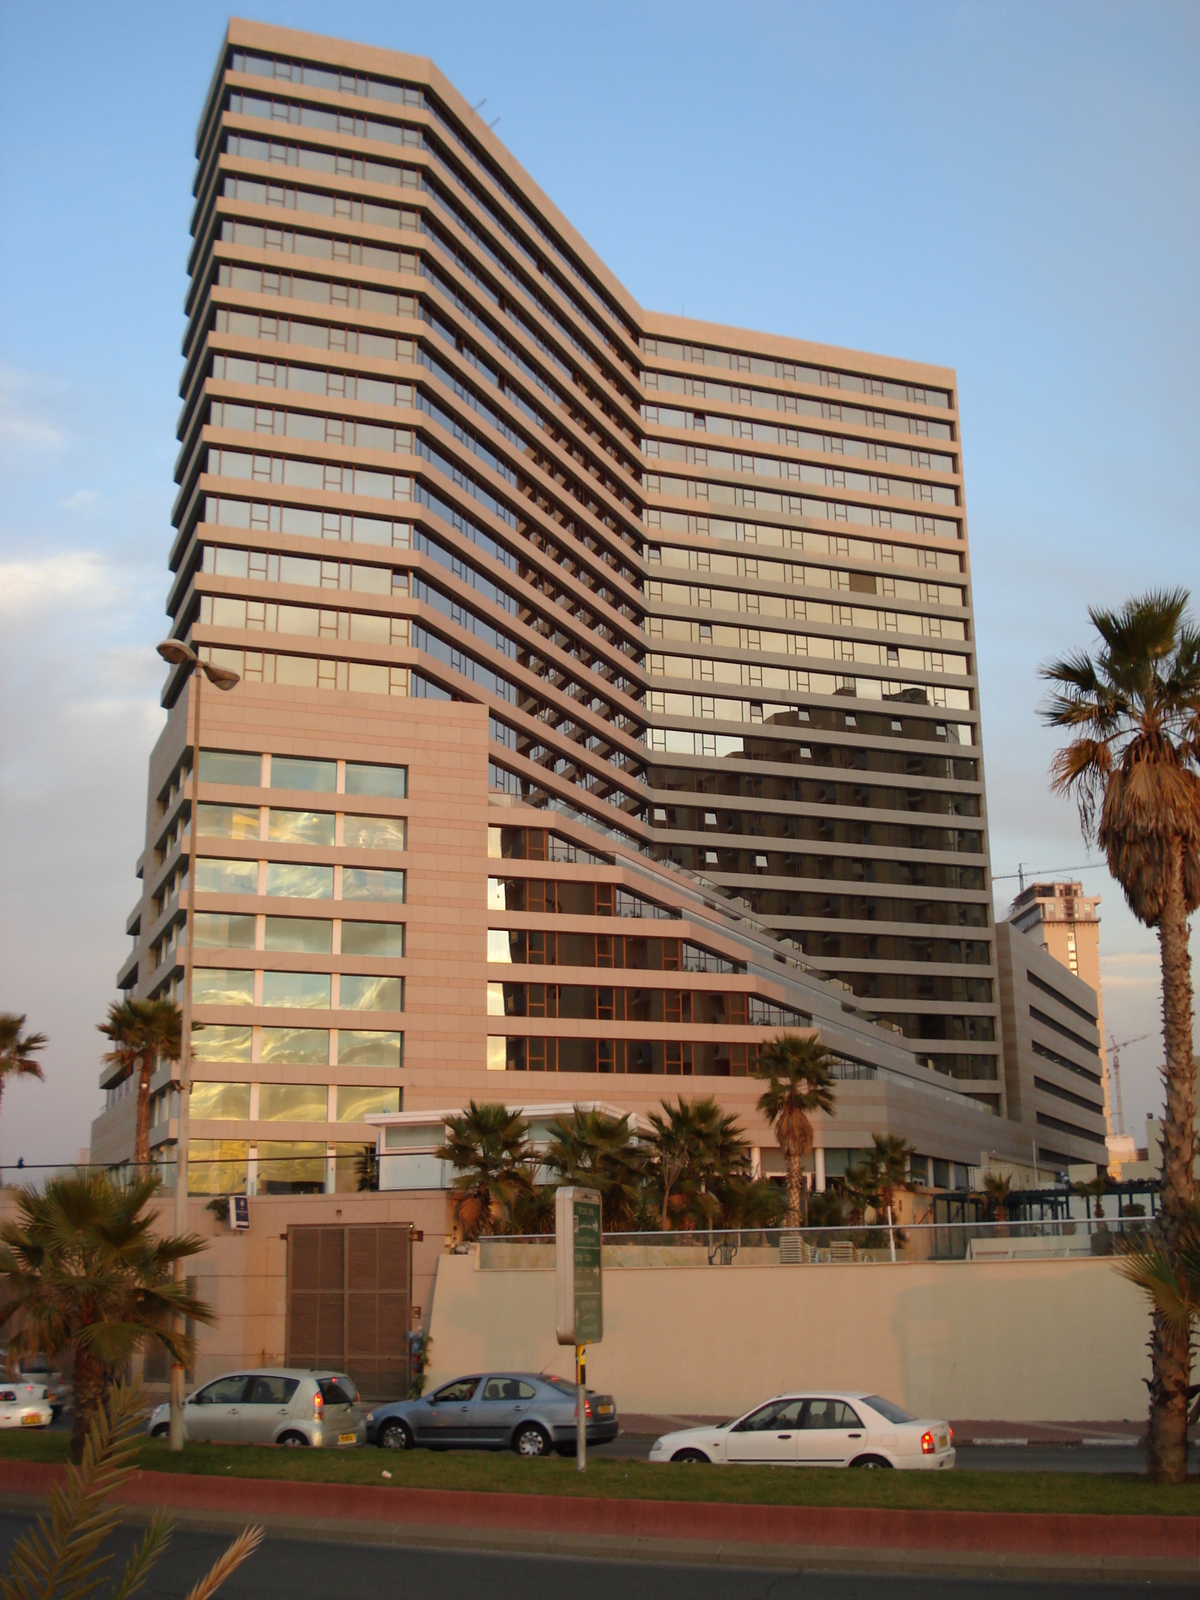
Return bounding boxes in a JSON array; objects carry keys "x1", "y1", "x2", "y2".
[{"x1": 864, "y1": 1395, "x2": 916, "y2": 1424}]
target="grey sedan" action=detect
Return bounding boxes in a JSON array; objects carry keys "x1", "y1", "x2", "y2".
[{"x1": 364, "y1": 1372, "x2": 619, "y2": 1457}]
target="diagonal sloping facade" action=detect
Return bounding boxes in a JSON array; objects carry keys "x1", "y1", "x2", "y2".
[{"x1": 90, "y1": 19, "x2": 1064, "y2": 1194}]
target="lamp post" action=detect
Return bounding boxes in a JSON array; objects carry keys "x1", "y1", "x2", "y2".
[{"x1": 156, "y1": 640, "x2": 240, "y2": 1451}]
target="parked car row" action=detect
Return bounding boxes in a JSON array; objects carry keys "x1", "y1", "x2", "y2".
[{"x1": 140, "y1": 1365, "x2": 951, "y2": 1471}]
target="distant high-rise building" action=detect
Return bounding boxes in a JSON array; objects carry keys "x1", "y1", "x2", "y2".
[
  {"x1": 1009, "y1": 881, "x2": 1111, "y2": 1134},
  {"x1": 90, "y1": 19, "x2": 1026, "y2": 1195}
]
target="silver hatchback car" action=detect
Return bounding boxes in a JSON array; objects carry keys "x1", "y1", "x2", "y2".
[{"x1": 147, "y1": 1369, "x2": 364, "y2": 1448}]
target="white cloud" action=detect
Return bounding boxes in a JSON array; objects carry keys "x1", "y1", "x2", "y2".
[
  {"x1": 0, "y1": 367, "x2": 68, "y2": 454},
  {"x1": 58, "y1": 489, "x2": 100, "y2": 513},
  {"x1": 0, "y1": 551, "x2": 120, "y2": 618}
]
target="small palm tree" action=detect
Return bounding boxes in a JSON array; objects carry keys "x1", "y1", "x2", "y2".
[
  {"x1": 99, "y1": 998, "x2": 182, "y2": 1172},
  {"x1": 0, "y1": 1170, "x2": 212, "y2": 1459},
  {"x1": 1072, "y1": 1172, "x2": 1109, "y2": 1221},
  {"x1": 1041, "y1": 588, "x2": 1200, "y2": 1482},
  {"x1": 0, "y1": 1014, "x2": 47, "y2": 1152},
  {"x1": 869, "y1": 1132, "x2": 914, "y2": 1226},
  {"x1": 1118, "y1": 1199, "x2": 1200, "y2": 1430},
  {"x1": 2, "y1": 1378, "x2": 261, "y2": 1600},
  {"x1": 543, "y1": 1106, "x2": 644, "y2": 1232},
  {"x1": 435, "y1": 1101, "x2": 532, "y2": 1239},
  {"x1": 753, "y1": 1033, "x2": 838, "y2": 1228},
  {"x1": 983, "y1": 1173, "x2": 1013, "y2": 1224}
]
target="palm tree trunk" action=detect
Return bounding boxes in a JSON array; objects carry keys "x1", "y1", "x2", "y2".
[
  {"x1": 784, "y1": 1143, "x2": 802, "y2": 1230},
  {"x1": 1147, "y1": 843, "x2": 1196, "y2": 1483},
  {"x1": 71, "y1": 1344, "x2": 107, "y2": 1463},
  {"x1": 134, "y1": 1055, "x2": 153, "y2": 1171}
]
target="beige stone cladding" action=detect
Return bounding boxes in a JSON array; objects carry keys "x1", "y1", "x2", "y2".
[
  {"x1": 93, "y1": 18, "x2": 1031, "y2": 1189},
  {"x1": 995, "y1": 919, "x2": 1108, "y2": 1175}
]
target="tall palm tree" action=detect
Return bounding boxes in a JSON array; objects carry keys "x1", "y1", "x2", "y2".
[
  {"x1": 99, "y1": 998, "x2": 182, "y2": 1171},
  {"x1": 1041, "y1": 588, "x2": 1200, "y2": 1482},
  {"x1": 0, "y1": 1015, "x2": 47, "y2": 1152},
  {"x1": 435, "y1": 1101, "x2": 532, "y2": 1239},
  {"x1": 543, "y1": 1106, "x2": 644, "y2": 1232},
  {"x1": 753, "y1": 1033, "x2": 838, "y2": 1228},
  {"x1": 0, "y1": 1170, "x2": 212, "y2": 1459}
]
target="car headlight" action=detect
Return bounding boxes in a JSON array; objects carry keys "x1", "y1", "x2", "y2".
[
  {"x1": 365, "y1": 1412, "x2": 375, "y2": 1424},
  {"x1": 650, "y1": 1438, "x2": 665, "y2": 1452}
]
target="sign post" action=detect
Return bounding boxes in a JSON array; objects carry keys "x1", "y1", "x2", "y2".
[{"x1": 556, "y1": 1186, "x2": 602, "y2": 1472}]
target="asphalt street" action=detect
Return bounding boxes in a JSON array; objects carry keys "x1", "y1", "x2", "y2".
[{"x1": 0, "y1": 1514, "x2": 1194, "y2": 1600}]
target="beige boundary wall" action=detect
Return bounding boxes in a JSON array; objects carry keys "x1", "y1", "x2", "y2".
[{"x1": 426, "y1": 1252, "x2": 1150, "y2": 1422}]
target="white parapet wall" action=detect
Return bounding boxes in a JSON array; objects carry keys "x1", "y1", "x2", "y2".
[{"x1": 426, "y1": 1251, "x2": 1150, "y2": 1422}]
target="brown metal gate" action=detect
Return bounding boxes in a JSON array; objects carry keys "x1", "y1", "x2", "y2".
[{"x1": 285, "y1": 1224, "x2": 412, "y2": 1401}]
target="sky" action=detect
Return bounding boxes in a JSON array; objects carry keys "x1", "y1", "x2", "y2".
[{"x1": 0, "y1": 0, "x2": 1197, "y2": 1171}]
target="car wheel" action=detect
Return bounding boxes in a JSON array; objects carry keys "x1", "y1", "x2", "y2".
[
  {"x1": 513, "y1": 1423, "x2": 551, "y2": 1458},
  {"x1": 850, "y1": 1454, "x2": 893, "y2": 1469},
  {"x1": 150, "y1": 1424, "x2": 169, "y2": 1440},
  {"x1": 278, "y1": 1431, "x2": 310, "y2": 1447},
  {"x1": 379, "y1": 1420, "x2": 413, "y2": 1451},
  {"x1": 671, "y1": 1448, "x2": 711, "y2": 1464}
]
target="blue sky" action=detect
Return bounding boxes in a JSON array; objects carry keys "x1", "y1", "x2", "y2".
[{"x1": 0, "y1": 0, "x2": 1196, "y2": 1169}]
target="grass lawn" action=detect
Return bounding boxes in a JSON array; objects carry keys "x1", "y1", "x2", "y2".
[{"x1": 3, "y1": 1431, "x2": 1199, "y2": 1517}]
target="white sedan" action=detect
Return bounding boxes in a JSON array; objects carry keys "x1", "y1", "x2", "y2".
[
  {"x1": 649, "y1": 1392, "x2": 954, "y2": 1470},
  {"x1": 0, "y1": 1383, "x2": 53, "y2": 1430}
]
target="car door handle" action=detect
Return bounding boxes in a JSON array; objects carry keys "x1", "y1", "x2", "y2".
[
  {"x1": 777, "y1": 1433, "x2": 792, "y2": 1439},
  {"x1": 849, "y1": 1432, "x2": 862, "y2": 1438},
  {"x1": 459, "y1": 1405, "x2": 470, "y2": 1411},
  {"x1": 229, "y1": 1408, "x2": 239, "y2": 1415},
  {"x1": 513, "y1": 1407, "x2": 523, "y2": 1413}
]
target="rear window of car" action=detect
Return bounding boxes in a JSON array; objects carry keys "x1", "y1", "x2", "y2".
[
  {"x1": 544, "y1": 1377, "x2": 577, "y2": 1398},
  {"x1": 246, "y1": 1375, "x2": 300, "y2": 1404},
  {"x1": 318, "y1": 1378, "x2": 358, "y2": 1406},
  {"x1": 864, "y1": 1395, "x2": 915, "y2": 1424}
]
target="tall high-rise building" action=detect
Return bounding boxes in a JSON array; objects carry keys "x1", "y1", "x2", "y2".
[{"x1": 90, "y1": 19, "x2": 1028, "y2": 1195}]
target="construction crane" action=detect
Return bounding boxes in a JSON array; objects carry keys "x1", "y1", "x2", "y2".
[{"x1": 1108, "y1": 1032, "x2": 1151, "y2": 1138}]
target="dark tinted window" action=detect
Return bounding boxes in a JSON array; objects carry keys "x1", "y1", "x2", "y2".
[
  {"x1": 196, "y1": 1375, "x2": 250, "y2": 1404},
  {"x1": 246, "y1": 1375, "x2": 300, "y2": 1404},
  {"x1": 802, "y1": 1399, "x2": 862, "y2": 1429},
  {"x1": 318, "y1": 1378, "x2": 358, "y2": 1406},
  {"x1": 863, "y1": 1395, "x2": 914, "y2": 1424},
  {"x1": 482, "y1": 1378, "x2": 537, "y2": 1401}
]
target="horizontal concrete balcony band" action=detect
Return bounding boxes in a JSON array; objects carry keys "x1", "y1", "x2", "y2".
[
  {"x1": 190, "y1": 1121, "x2": 384, "y2": 1142},
  {"x1": 487, "y1": 1021, "x2": 810, "y2": 1043},
  {"x1": 188, "y1": 842, "x2": 407, "y2": 867}
]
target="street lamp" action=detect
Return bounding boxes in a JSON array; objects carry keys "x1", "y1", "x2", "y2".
[{"x1": 157, "y1": 639, "x2": 240, "y2": 1451}]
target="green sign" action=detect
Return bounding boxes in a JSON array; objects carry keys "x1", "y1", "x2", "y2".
[{"x1": 572, "y1": 1196, "x2": 603, "y2": 1344}]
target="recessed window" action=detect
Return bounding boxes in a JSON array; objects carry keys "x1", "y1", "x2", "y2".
[
  {"x1": 263, "y1": 971, "x2": 332, "y2": 1009},
  {"x1": 258, "y1": 1082, "x2": 328, "y2": 1120},
  {"x1": 259, "y1": 1026, "x2": 330, "y2": 1065},
  {"x1": 266, "y1": 863, "x2": 334, "y2": 898},
  {"x1": 197, "y1": 804, "x2": 260, "y2": 839},
  {"x1": 188, "y1": 1139, "x2": 248, "y2": 1195},
  {"x1": 256, "y1": 1141, "x2": 325, "y2": 1195},
  {"x1": 264, "y1": 916, "x2": 332, "y2": 953},
  {"x1": 195, "y1": 858, "x2": 259, "y2": 894},
  {"x1": 190, "y1": 1081, "x2": 250, "y2": 1119},
  {"x1": 191, "y1": 1025, "x2": 253, "y2": 1062},
  {"x1": 199, "y1": 750, "x2": 261, "y2": 786},
  {"x1": 338, "y1": 1029, "x2": 403, "y2": 1067},
  {"x1": 339, "y1": 974, "x2": 403, "y2": 1011},
  {"x1": 342, "y1": 867, "x2": 406, "y2": 902},
  {"x1": 270, "y1": 756, "x2": 337, "y2": 793},
  {"x1": 341, "y1": 921, "x2": 405, "y2": 957},
  {"x1": 345, "y1": 761, "x2": 407, "y2": 798},
  {"x1": 267, "y1": 809, "x2": 335, "y2": 845},
  {"x1": 194, "y1": 912, "x2": 257, "y2": 949},
  {"x1": 193, "y1": 969, "x2": 254, "y2": 1005},
  {"x1": 336, "y1": 1084, "x2": 401, "y2": 1121},
  {"x1": 343, "y1": 814, "x2": 407, "y2": 850}
]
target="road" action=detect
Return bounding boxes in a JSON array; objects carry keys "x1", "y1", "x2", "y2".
[{"x1": 0, "y1": 1514, "x2": 1194, "y2": 1599}]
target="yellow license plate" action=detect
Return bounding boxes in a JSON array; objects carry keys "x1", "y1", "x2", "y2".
[
  {"x1": 597, "y1": 1405, "x2": 613, "y2": 1415},
  {"x1": 338, "y1": 1432, "x2": 357, "y2": 1444},
  {"x1": 21, "y1": 1414, "x2": 41, "y2": 1427},
  {"x1": 938, "y1": 1435, "x2": 948, "y2": 1449}
]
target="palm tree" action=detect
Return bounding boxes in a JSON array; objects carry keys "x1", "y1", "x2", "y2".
[
  {"x1": 869, "y1": 1132, "x2": 914, "y2": 1226},
  {"x1": 1041, "y1": 588, "x2": 1200, "y2": 1482},
  {"x1": 0, "y1": 1015, "x2": 47, "y2": 1153},
  {"x1": 543, "y1": 1106, "x2": 645, "y2": 1232},
  {"x1": 0, "y1": 1170, "x2": 212, "y2": 1459},
  {"x1": 1118, "y1": 1198, "x2": 1200, "y2": 1430},
  {"x1": 753, "y1": 1033, "x2": 838, "y2": 1228},
  {"x1": 983, "y1": 1173, "x2": 1013, "y2": 1224},
  {"x1": 435, "y1": 1101, "x2": 532, "y2": 1239},
  {"x1": 645, "y1": 1096, "x2": 743, "y2": 1230},
  {"x1": 98, "y1": 998, "x2": 182, "y2": 1172}
]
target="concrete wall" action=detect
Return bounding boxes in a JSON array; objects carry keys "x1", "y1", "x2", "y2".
[{"x1": 425, "y1": 1250, "x2": 1149, "y2": 1422}]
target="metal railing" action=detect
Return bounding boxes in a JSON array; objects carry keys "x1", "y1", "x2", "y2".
[{"x1": 475, "y1": 1216, "x2": 1154, "y2": 1269}]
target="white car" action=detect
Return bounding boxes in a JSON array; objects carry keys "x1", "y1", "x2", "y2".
[
  {"x1": 0, "y1": 1383, "x2": 53, "y2": 1430},
  {"x1": 649, "y1": 1392, "x2": 955, "y2": 1470}
]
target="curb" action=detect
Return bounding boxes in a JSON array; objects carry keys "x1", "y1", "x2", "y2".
[{"x1": 5, "y1": 1462, "x2": 1198, "y2": 1560}]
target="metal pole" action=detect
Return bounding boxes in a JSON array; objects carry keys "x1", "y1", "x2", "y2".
[
  {"x1": 887, "y1": 1204, "x2": 897, "y2": 1263},
  {"x1": 169, "y1": 665, "x2": 201, "y2": 1452},
  {"x1": 576, "y1": 1344, "x2": 586, "y2": 1473}
]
